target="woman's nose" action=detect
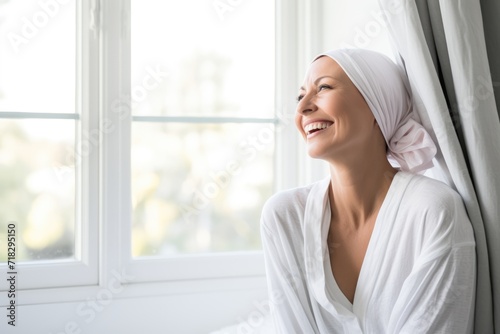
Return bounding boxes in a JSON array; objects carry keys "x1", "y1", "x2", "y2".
[{"x1": 297, "y1": 96, "x2": 317, "y2": 115}]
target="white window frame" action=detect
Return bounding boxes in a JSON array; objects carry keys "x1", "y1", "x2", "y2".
[
  {"x1": 1, "y1": 0, "x2": 326, "y2": 305},
  {"x1": 0, "y1": 0, "x2": 99, "y2": 291},
  {"x1": 108, "y1": 0, "x2": 326, "y2": 283}
]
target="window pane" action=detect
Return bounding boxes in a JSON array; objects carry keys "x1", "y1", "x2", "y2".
[
  {"x1": 0, "y1": 0, "x2": 76, "y2": 113},
  {"x1": 131, "y1": 122, "x2": 274, "y2": 256},
  {"x1": 131, "y1": 1, "x2": 276, "y2": 257},
  {"x1": 131, "y1": 0, "x2": 275, "y2": 117},
  {"x1": 0, "y1": 119, "x2": 76, "y2": 262}
]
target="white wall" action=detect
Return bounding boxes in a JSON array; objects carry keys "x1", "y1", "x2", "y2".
[{"x1": 3, "y1": 277, "x2": 269, "y2": 334}]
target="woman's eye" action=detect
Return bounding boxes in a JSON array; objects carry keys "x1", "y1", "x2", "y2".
[{"x1": 297, "y1": 85, "x2": 330, "y2": 102}]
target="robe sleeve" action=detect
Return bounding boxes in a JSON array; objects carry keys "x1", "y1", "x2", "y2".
[
  {"x1": 260, "y1": 197, "x2": 320, "y2": 334},
  {"x1": 386, "y1": 190, "x2": 476, "y2": 334}
]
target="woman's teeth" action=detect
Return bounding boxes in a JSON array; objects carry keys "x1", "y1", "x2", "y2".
[{"x1": 305, "y1": 122, "x2": 332, "y2": 135}]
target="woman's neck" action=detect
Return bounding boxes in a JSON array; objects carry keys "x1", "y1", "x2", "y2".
[{"x1": 328, "y1": 157, "x2": 398, "y2": 229}]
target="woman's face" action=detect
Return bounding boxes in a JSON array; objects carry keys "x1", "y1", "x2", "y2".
[{"x1": 295, "y1": 56, "x2": 380, "y2": 161}]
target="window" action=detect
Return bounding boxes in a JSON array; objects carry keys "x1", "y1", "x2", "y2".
[
  {"x1": 111, "y1": 0, "x2": 279, "y2": 282},
  {"x1": 0, "y1": 0, "x2": 98, "y2": 289},
  {"x1": 130, "y1": 0, "x2": 275, "y2": 258},
  {"x1": 0, "y1": 0, "x2": 77, "y2": 261},
  {"x1": 1, "y1": 0, "x2": 315, "y2": 295}
]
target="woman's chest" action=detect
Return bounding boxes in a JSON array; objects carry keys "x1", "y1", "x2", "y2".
[{"x1": 327, "y1": 221, "x2": 376, "y2": 304}]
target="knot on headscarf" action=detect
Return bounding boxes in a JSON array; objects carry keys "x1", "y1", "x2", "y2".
[{"x1": 313, "y1": 48, "x2": 437, "y2": 173}]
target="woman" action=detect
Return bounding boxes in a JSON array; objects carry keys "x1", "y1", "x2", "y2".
[{"x1": 260, "y1": 49, "x2": 476, "y2": 333}]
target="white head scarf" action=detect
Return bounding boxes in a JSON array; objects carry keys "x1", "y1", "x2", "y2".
[{"x1": 313, "y1": 49, "x2": 437, "y2": 173}]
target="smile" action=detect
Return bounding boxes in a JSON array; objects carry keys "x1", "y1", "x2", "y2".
[{"x1": 304, "y1": 122, "x2": 333, "y2": 138}]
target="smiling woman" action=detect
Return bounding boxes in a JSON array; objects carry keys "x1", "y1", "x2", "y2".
[
  {"x1": 261, "y1": 48, "x2": 476, "y2": 333},
  {"x1": 295, "y1": 57, "x2": 382, "y2": 162}
]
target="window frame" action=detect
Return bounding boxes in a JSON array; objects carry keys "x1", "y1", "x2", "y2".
[
  {"x1": 121, "y1": 0, "x2": 277, "y2": 283},
  {"x1": 112, "y1": 0, "x2": 326, "y2": 283},
  {"x1": 0, "y1": 0, "x2": 326, "y2": 304},
  {"x1": 0, "y1": 0, "x2": 99, "y2": 291}
]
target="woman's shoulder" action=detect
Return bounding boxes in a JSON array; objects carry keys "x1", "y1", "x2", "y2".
[
  {"x1": 402, "y1": 172, "x2": 464, "y2": 210},
  {"x1": 260, "y1": 179, "x2": 325, "y2": 233},
  {"x1": 261, "y1": 183, "x2": 314, "y2": 220},
  {"x1": 399, "y1": 172, "x2": 474, "y2": 245}
]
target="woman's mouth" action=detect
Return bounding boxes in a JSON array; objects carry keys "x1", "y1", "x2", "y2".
[{"x1": 304, "y1": 121, "x2": 333, "y2": 139}]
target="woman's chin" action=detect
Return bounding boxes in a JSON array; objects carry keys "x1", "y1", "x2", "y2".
[
  {"x1": 305, "y1": 135, "x2": 337, "y2": 160},
  {"x1": 306, "y1": 142, "x2": 342, "y2": 161},
  {"x1": 306, "y1": 146, "x2": 329, "y2": 160}
]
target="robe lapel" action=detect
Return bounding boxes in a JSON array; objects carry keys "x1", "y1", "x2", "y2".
[
  {"x1": 352, "y1": 172, "x2": 409, "y2": 318},
  {"x1": 303, "y1": 177, "x2": 360, "y2": 321}
]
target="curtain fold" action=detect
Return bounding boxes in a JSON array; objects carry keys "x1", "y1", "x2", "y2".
[
  {"x1": 378, "y1": 0, "x2": 500, "y2": 333},
  {"x1": 480, "y1": 0, "x2": 500, "y2": 117},
  {"x1": 425, "y1": 0, "x2": 470, "y2": 163}
]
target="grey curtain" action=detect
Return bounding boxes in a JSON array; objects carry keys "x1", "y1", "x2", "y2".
[{"x1": 379, "y1": 0, "x2": 500, "y2": 333}]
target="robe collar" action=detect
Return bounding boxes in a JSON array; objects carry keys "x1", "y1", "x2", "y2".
[{"x1": 303, "y1": 177, "x2": 362, "y2": 323}]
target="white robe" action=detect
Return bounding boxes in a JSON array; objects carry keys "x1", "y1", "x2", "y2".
[{"x1": 261, "y1": 171, "x2": 476, "y2": 333}]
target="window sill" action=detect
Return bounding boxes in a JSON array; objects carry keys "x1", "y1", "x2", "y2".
[{"x1": 0, "y1": 274, "x2": 267, "y2": 307}]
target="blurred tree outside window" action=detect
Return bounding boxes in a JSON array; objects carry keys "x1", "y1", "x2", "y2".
[
  {"x1": 0, "y1": 0, "x2": 77, "y2": 262},
  {"x1": 0, "y1": 0, "x2": 276, "y2": 263},
  {"x1": 131, "y1": 0, "x2": 276, "y2": 256}
]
